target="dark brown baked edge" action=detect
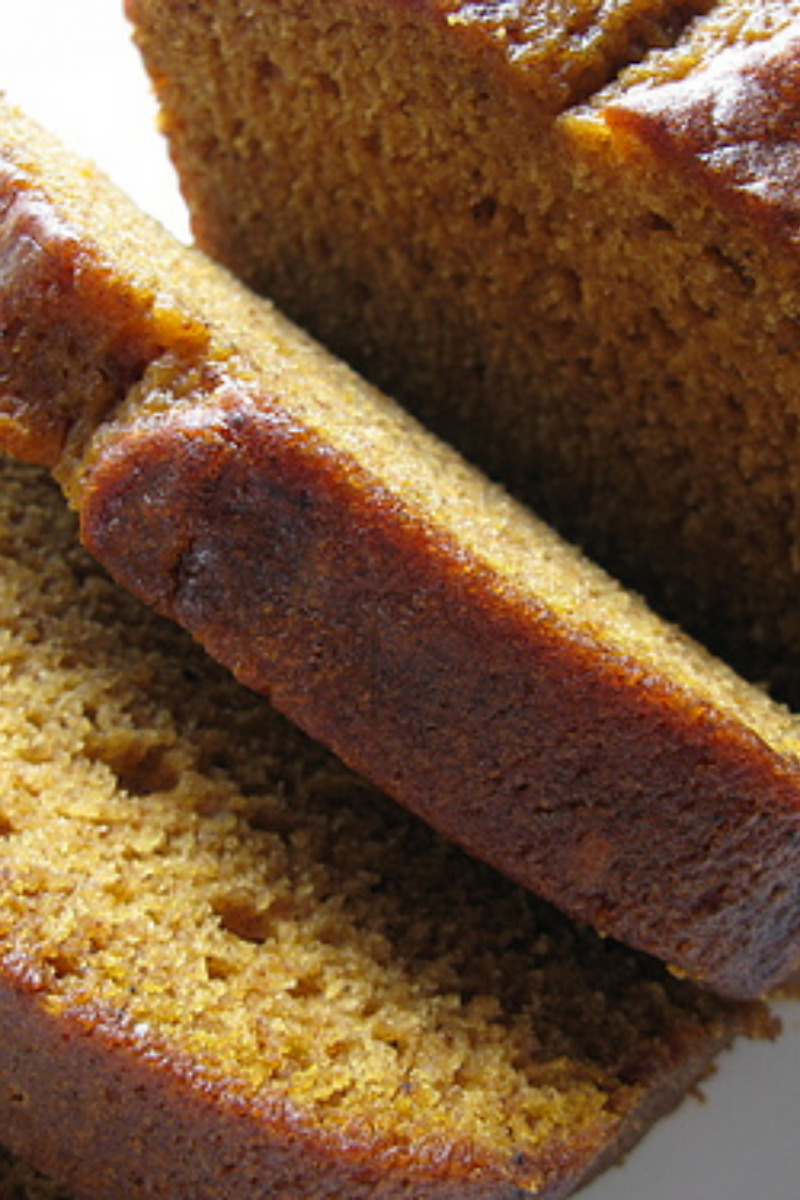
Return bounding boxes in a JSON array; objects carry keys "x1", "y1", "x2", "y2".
[
  {"x1": 0, "y1": 167, "x2": 161, "y2": 469},
  {"x1": 0, "y1": 120, "x2": 209, "y2": 472}
]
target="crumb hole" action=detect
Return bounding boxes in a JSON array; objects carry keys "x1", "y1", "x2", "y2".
[
  {"x1": 704, "y1": 244, "x2": 756, "y2": 293},
  {"x1": 472, "y1": 196, "x2": 498, "y2": 226},
  {"x1": 87, "y1": 739, "x2": 181, "y2": 797},
  {"x1": 645, "y1": 211, "x2": 674, "y2": 233},
  {"x1": 314, "y1": 71, "x2": 341, "y2": 98},
  {"x1": 565, "y1": 9, "x2": 595, "y2": 37},
  {"x1": 44, "y1": 948, "x2": 80, "y2": 980},
  {"x1": 213, "y1": 892, "x2": 273, "y2": 943},
  {"x1": 361, "y1": 132, "x2": 382, "y2": 157},
  {"x1": 205, "y1": 954, "x2": 238, "y2": 981},
  {"x1": 287, "y1": 974, "x2": 325, "y2": 999},
  {"x1": 256, "y1": 54, "x2": 281, "y2": 84}
]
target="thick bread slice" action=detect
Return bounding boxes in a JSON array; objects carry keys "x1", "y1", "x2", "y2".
[
  {"x1": 0, "y1": 455, "x2": 767, "y2": 1199},
  {"x1": 2, "y1": 100, "x2": 800, "y2": 997}
]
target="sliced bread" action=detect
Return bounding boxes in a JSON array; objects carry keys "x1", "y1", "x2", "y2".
[
  {"x1": 2, "y1": 100, "x2": 800, "y2": 996},
  {"x1": 0, "y1": 454, "x2": 766, "y2": 1200}
]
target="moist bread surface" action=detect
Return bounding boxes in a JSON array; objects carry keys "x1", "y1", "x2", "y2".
[
  {"x1": 0, "y1": 454, "x2": 765, "y2": 1200},
  {"x1": 126, "y1": 0, "x2": 800, "y2": 689},
  {"x1": 3, "y1": 101, "x2": 800, "y2": 997}
]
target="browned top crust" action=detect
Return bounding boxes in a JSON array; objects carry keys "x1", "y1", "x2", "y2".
[
  {"x1": 605, "y1": 23, "x2": 800, "y2": 246},
  {"x1": 352, "y1": 0, "x2": 721, "y2": 110}
]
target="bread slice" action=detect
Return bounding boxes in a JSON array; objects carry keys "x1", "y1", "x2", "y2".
[
  {"x1": 125, "y1": 0, "x2": 800, "y2": 688},
  {"x1": 2, "y1": 99, "x2": 800, "y2": 998},
  {"x1": 0, "y1": 453, "x2": 768, "y2": 1199}
]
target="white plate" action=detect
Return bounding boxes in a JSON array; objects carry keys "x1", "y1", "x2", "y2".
[{"x1": 1, "y1": 4, "x2": 799, "y2": 1196}]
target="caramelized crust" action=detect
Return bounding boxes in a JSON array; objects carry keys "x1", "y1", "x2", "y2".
[
  {"x1": 82, "y1": 389, "x2": 800, "y2": 998},
  {"x1": 603, "y1": 25, "x2": 800, "y2": 243},
  {"x1": 0, "y1": 185, "x2": 161, "y2": 467}
]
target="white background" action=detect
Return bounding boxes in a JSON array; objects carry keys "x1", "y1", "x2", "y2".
[{"x1": 1, "y1": 3, "x2": 799, "y2": 1197}]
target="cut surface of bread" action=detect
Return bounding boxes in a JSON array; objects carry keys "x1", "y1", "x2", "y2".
[
  {"x1": 0, "y1": 454, "x2": 768, "y2": 1200},
  {"x1": 3, "y1": 100, "x2": 800, "y2": 997},
  {"x1": 126, "y1": 0, "x2": 800, "y2": 690}
]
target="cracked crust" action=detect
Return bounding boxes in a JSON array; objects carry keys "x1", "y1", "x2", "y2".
[{"x1": 604, "y1": 23, "x2": 800, "y2": 246}]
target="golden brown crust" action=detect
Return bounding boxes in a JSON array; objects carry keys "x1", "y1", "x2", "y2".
[
  {"x1": 0, "y1": 968, "x2": 745, "y2": 1200},
  {"x1": 0, "y1": 970, "x2": 533, "y2": 1200},
  {"x1": 605, "y1": 23, "x2": 800, "y2": 247},
  {"x1": 80, "y1": 390, "x2": 800, "y2": 998}
]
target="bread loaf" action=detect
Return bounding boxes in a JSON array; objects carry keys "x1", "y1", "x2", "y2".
[{"x1": 126, "y1": 0, "x2": 800, "y2": 690}]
